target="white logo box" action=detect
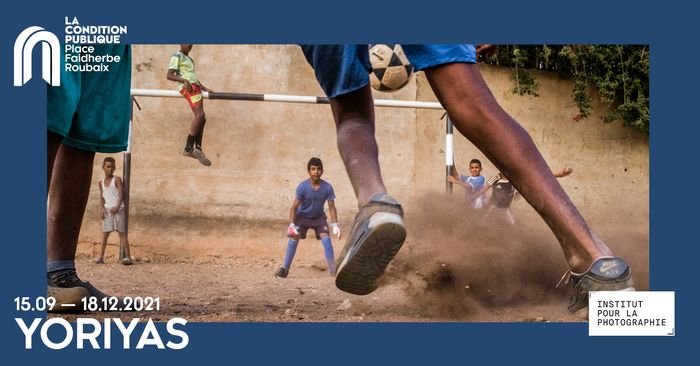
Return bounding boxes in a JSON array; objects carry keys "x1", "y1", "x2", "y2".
[{"x1": 589, "y1": 291, "x2": 675, "y2": 336}]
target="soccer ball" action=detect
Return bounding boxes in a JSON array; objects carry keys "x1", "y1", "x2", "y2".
[{"x1": 368, "y1": 44, "x2": 414, "y2": 92}]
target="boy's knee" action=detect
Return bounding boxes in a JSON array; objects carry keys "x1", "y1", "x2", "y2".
[{"x1": 336, "y1": 119, "x2": 374, "y2": 140}]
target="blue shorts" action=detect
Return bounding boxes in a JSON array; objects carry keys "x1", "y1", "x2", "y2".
[
  {"x1": 47, "y1": 45, "x2": 132, "y2": 153},
  {"x1": 300, "y1": 44, "x2": 476, "y2": 98}
]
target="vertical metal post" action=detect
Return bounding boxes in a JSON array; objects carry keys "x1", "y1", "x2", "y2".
[
  {"x1": 445, "y1": 114, "x2": 454, "y2": 193},
  {"x1": 120, "y1": 98, "x2": 134, "y2": 261}
]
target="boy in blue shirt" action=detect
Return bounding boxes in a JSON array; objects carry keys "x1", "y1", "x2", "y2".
[
  {"x1": 275, "y1": 158, "x2": 341, "y2": 278},
  {"x1": 448, "y1": 158, "x2": 499, "y2": 209}
]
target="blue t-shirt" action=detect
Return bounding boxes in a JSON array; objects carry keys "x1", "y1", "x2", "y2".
[
  {"x1": 460, "y1": 175, "x2": 486, "y2": 209},
  {"x1": 295, "y1": 179, "x2": 336, "y2": 219}
]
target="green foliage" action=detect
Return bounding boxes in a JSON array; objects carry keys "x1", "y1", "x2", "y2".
[
  {"x1": 481, "y1": 45, "x2": 649, "y2": 134},
  {"x1": 510, "y1": 47, "x2": 539, "y2": 96}
]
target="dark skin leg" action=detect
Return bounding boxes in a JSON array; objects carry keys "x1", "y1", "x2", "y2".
[
  {"x1": 47, "y1": 132, "x2": 62, "y2": 191},
  {"x1": 47, "y1": 137, "x2": 95, "y2": 262},
  {"x1": 423, "y1": 62, "x2": 610, "y2": 272},
  {"x1": 330, "y1": 85, "x2": 386, "y2": 207},
  {"x1": 190, "y1": 102, "x2": 206, "y2": 138},
  {"x1": 98, "y1": 232, "x2": 110, "y2": 260}
]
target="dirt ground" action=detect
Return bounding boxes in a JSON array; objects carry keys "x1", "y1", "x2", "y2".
[{"x1": 57, "y1": 194, "x2": 649, "y2": 323}]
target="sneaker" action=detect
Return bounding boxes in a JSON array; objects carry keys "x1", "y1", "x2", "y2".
[
  {"x1": 275, "y1": 267, "x2": 289, "y2": 278},
  {"x1": 47, "y1": 286, "x2": 89, "y2": 314},
  {"x1": 558, "y1": 256, "x2": 635, "y2": 318},
  {"x1": 94, "y1": 258, "x2": 104, "y2": 264},
  {"x1": 48, "y1": 269, "x2": 110, "y2": 301},
  {"x1": 335, "y1": 193, "x2": 406, "y2": 295},
  {"x1": 191, "y1": 147, "x2": 212, "y2": 166},
  {"x1": 121, "y1": 257, "x2": 132, "y2": 265},
  {"x1": 49, "y1": 270, "x2": 133, "y2": 312},
  {"x1": 183, "y1": 147, "x2": 195, "y2": 158}
]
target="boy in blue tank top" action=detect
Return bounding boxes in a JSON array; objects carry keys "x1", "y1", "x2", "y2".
[{"x1": 275, "y1": 158, "x2": 341, "y2": 278}]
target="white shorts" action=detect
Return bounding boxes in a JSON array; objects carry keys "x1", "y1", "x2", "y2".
[{"x1": 103, "y1": 206, "x2": 126, "y2": 233}]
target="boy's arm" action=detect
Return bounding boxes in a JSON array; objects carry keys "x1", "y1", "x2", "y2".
[
  {"x1": 327, "y1": 200, "x2": 340, "y2": 239},
  {"x1": 450, "y1": 164, "x2": 461, "y2": 179},
  {"x1": 112, "y1": 177, "x2": 124, "y2": 213},
  {"x1": 166, "y1": 69, "x2": 192, "y2": 92},
  {"x1": 98, "y1": 180, "x2": 105, "y2": 219},
  {"x1": 197, "y1": 81, "x2": 213, "y2": 93},
  {"x1": 472, "y1": 182, "x2": 493, "y2": 198},
  {"x1": 447, "y1": 175, "x2": 468, "y2": 189},
  {"x1": 327, "y1": 200, "x2": 338, "y2": 224},
  {"x1": 288, "y1": 198, "x2": 301, "y2": 225},
  {"x1": 286, "y1": 198, "x2": 302, "y2": 237},
  {"x1": 468, "y1": 173, "x2": 501, "y2": 201}
]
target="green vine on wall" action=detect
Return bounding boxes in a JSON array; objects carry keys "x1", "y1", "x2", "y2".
[{"x1": 481, "y1": 45, "x2": 649, "y2": 134}]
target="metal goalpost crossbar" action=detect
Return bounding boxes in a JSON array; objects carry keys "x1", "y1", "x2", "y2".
[
  {"x1": 119, "y1": 88, "x2": 457, "y2": 258},
  {"x1": 130, "y1": 88, "x2": 445, "y2": 109}
]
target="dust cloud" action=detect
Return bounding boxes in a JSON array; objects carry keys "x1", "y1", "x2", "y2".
[{"x1": 383, "y1": 192, "x2": 649, "y2": 317}]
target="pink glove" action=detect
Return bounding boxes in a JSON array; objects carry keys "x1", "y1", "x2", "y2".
[{"x1": 287, "y1": 223, "x2": 299, "y2": 238}]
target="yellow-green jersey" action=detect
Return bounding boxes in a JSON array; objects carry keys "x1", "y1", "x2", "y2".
[{"x1": 168, "y1": 51, "x2": 198, "y2": 89}]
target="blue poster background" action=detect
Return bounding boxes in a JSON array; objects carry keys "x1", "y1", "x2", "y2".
[{"x1": 1, "y1": 0, "x2": 695, "y2": 363}]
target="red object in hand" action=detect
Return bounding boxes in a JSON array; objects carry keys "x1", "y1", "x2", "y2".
[{"x1": 287, "y1": 224, "x2": 299, "y2": 237}]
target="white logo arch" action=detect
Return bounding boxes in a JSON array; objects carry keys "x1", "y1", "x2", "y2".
[{"x1": 14, "y1": 26, "x2": 61, "y2": 86}]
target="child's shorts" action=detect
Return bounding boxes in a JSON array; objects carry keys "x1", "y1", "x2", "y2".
[
  {"x1": 179, "y1": 82, "x2": 203, "y2": 109},
  {"x1": 47, "y1": 45, "x2": 131, "y2": 153},
  {"x1": 103, "y1": 206, "x2": 126, "y2": 233},
  {"x1": 300, "y1": 44, "x2": 476, "y2": 99},
  {"x1": 295, "y1": 215, "x2": 330, "y2": 240}
]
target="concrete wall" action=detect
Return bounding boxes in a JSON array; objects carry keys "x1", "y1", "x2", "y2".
[{"x1": 86, "y1": 45, "x2": 648, "y2": 232}]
